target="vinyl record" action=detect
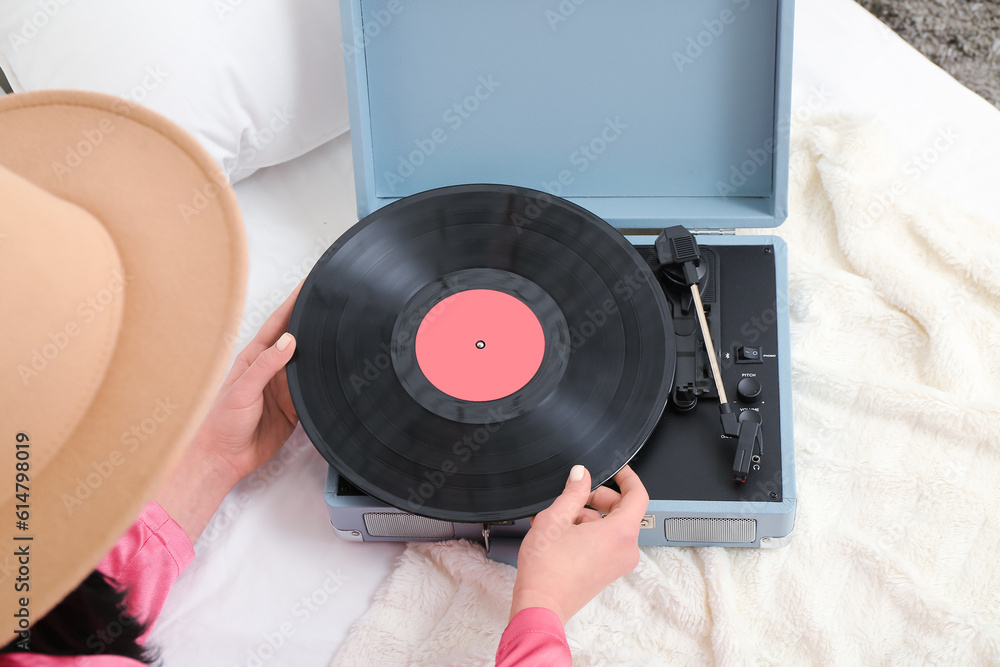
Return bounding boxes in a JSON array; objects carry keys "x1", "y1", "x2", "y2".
[{"x1": 287, "y1": 184, "x2": 674, "y2": 522}]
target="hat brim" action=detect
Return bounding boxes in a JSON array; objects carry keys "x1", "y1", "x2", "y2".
[{"x1": 0, "y1": 90, "x2": 246, "y2": 638}]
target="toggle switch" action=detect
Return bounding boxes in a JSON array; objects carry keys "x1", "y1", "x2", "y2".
[{"x1": 736, "y1": 345, "x2": 762, "y2": 364}]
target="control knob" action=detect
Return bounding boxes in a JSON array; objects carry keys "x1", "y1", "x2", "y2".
[{"x1": 737, "y1": 377, "x2": 762, "y2": 404}]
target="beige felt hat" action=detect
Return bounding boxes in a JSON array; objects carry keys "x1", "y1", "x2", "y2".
[{"x1": 0, "y1": 90, "x2": 247, "y2": 642}]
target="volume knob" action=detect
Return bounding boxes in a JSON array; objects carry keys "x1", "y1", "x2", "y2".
[{"x1": 737, "y1": 377, "x2": 762, "y2": 403}]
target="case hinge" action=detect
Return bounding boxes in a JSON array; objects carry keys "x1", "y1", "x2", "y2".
[{"x1": 689, "y1": 229, "x2": 736, "y2": 235}]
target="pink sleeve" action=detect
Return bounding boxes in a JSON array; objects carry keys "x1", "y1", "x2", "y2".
[
  {"x1": 495, "y1": 607, "x2": 571, "y2": 667},
  {"x1": 95, "y1": 500, "x2": 195, "y2": 644}
]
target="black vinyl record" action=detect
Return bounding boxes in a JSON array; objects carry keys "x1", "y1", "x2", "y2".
[{"x1": 287, "y1": 184, "x2": 674, "y2": 522}]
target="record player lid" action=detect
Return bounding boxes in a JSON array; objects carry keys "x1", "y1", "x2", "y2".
[{"x1": 339, "y1": 0, "x2": 794, "y2": 231}]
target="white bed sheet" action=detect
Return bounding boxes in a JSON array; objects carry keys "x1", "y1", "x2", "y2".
[{"x1": 150, "y1": 0, "x2": 1000, "y2": 665}]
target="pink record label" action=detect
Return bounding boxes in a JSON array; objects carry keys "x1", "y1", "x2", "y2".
[{"x1": 415, "y1": 289, "x2": 544, "y2": 401}]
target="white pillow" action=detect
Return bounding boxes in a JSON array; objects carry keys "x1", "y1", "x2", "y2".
[{"x1": 0, "y1": 1, "x2": 349, "y2": 183}]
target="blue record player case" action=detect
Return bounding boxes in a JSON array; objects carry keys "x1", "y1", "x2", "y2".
[{"x1": 326, "y1": 0, "x2": 796, "y2": 558}]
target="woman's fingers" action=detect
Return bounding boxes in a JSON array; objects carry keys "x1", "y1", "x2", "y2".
[
  {"x1": 575, "y1": 508, "x2": 604, "y2": 525},
  {"x1": 544, "y1": 465, "x2": 593, "y2": 525},
  {"x1": 253, "y1": 281, "x2": 304, "y2": 348},
  {"x1": 586, "y1": 486, "x2": 622, "y2": 515},
  {"x1": 606, "y1": 466, "x2": 649, "y2": 524},
  {"x1": 224, "y1": 282, "x2": 304, "y2": 388},
  {"x1": 230, "y1": 333, "x2": 297, "y2": 405}
]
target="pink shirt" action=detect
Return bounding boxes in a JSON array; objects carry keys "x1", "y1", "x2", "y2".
[
  {"x1": 2, "y1": 502, "x2": 571, "y2": 666},
  {"x1": 495, "y1": 607, "x2": 572, "y2": 666},
  {"x1": 1, "y1": 502, "x2": 194, "y2": 667}
]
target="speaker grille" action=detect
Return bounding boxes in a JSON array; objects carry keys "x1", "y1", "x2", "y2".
[
  {"x1": 664, "y1": 518, "x2": 756, "y2": 543},
  {"x1": 363, "y1": 512, "x2": 455, "y2": 538}
]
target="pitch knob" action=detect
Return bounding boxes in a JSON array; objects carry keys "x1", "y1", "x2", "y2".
[{"x1": 737, "y1": 377, "x2": 762, "y2": 404}]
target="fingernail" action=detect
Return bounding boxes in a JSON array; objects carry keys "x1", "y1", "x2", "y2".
[
  {"x1": 569, "y1": 465, "x2": 585, "y2": 482},
  {"x1": 276, "y1": 332, "x2": 293, "y2": 352}
]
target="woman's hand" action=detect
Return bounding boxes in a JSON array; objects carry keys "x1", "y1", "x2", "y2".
[
  {"x1": 155, "y1": 284, "x2": 302, "y2": 543},
  {"x1": 194, "y1": 283, "x2": 302, "y2": 484},
  {"x1": 509, "y1": 464, "x2": 649, "y2": 625}
]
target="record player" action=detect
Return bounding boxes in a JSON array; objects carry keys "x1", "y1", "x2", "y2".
[{"x1": 291, "y1": 0, "x2": 796, "y2": 563}]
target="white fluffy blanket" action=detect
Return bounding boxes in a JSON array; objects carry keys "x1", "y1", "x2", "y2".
[{"x1": 330, "y1": 116, "x2": 1000, "y2": 666}]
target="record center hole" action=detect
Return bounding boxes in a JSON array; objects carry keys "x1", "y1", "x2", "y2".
[{"x1": 475, "y1": 340, "x2": 486, "y2": 349}]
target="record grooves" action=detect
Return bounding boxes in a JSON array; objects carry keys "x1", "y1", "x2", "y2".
[{"x1": 287, "y1": 184, "x2": 675, "y2": 522}]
